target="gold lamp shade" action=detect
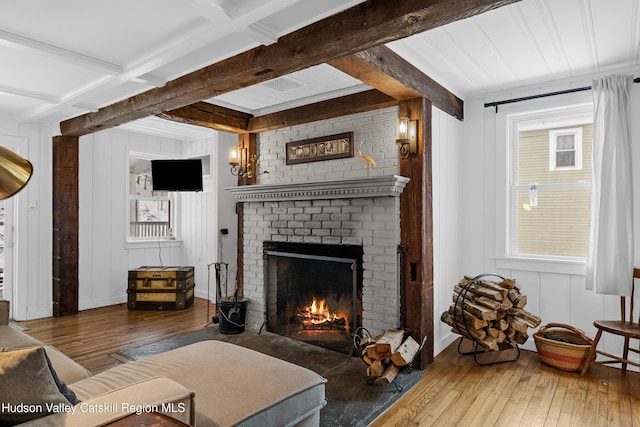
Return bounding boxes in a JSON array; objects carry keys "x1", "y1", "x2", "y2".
[{"x1": 0, "y1": 146, "x2": 33, "y2": 200}]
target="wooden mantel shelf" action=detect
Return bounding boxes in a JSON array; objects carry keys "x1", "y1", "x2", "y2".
[{"x1": 226, "y1": 175, "x2": 410, "y2": 202}]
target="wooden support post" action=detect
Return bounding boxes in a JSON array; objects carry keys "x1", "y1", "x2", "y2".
[
  {"x1": 235, "y1": 133, "x2": 257, "y2": 298},
  {"x1": 399, "y1": 98, "x2": 434, "y2": 368},
  {"x1": 52, "y1": 136, "x2": 79, "y2": 317}
]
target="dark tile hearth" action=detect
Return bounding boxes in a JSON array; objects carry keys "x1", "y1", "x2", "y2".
[{"x1": 114, "y1": 327, "x2": 422, "y2": 427}]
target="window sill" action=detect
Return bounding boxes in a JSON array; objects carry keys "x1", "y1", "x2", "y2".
[
  {"x1": 495, "y1": 256, "x2": 586, "y2": 276},
  {"x1": 126, "y1": 239, "x2": 182, "y2": 250}
]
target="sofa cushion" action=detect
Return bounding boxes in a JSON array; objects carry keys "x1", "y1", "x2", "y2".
[
  {"x1": 0, "y1": 346, "x2": 75, "y2": 425},
  {"x1": 42, "y1": 349, "x2": 80, "y2": 405},
  {"x1": 0, "y1": 325, "x2": 91, "y2": 385}
]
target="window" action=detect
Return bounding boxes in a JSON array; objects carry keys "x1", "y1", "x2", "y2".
[
  {"x1": 549, "y1": 128, "x2": 582, "y2": 170},
  {"x1": 129, "y1": 153, "x2": 175, "y2": 240},
  {"x1": 509, "y1": 105, "x2": 592, "y2": 259}
]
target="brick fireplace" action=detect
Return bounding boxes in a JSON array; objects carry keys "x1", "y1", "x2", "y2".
[{"x1": 227, "y1": 175, "x2": 409, "y2": 346}]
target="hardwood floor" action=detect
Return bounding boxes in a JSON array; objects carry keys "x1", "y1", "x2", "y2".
[
  {"x1": 21, "y1": 299, "x2": 640, "y2": 426},
  {"x1": 22, "y1": 298, "x2": 216, "y2": 374}
]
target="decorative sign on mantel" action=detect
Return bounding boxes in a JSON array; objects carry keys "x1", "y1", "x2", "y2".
[{"x1": 286, "y1": 132, "x2": 354, "y2": 165}]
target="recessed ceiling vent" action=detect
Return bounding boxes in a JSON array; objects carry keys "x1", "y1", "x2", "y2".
[{"x1": 262, "y1": 77, "x2": 303, "y2": 92}]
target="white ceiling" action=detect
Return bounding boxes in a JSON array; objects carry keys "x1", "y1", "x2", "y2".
[{"x1": 0, "y1": 0, "x2": 638, "y2": 139}]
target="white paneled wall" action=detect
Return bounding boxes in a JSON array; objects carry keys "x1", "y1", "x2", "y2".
[
  {"x1": 79, "y1": 130, "x2": 186, "y2": 310},
  {"x1": 431, "y1": 107, "x2": 464, "y2": 355},
  {"x1": 0, "y1": 119, "x2": 56, "y2": 321}
]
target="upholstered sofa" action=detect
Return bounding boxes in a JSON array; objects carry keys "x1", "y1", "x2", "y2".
[{"x1": 0, "y1": 300, "x2": 327, "y2": 426}]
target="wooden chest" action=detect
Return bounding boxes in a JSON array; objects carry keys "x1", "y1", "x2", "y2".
[{"x1": 127, "y1": 266, "x2": 195, "y2": 310}]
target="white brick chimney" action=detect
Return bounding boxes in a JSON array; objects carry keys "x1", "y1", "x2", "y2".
[{"x1": 226, "y1": 106, "x2": 407, "y2": 335}]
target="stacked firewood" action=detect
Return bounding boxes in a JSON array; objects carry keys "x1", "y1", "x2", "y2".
[
  {"x1": 357, "y1": 330, "x2": 421, "y2": 384},
  {"x1": 441, "y1": 275, "x2": 541, "y2": 351}
]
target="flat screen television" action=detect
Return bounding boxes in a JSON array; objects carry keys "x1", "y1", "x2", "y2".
[{"x1": 151, "y1": 159, "x2": 203, "y2": 192}]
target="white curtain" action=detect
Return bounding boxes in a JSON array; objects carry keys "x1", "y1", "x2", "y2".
[{"x1": 586, "y1": 75, "x2": 634, "y2": 295}]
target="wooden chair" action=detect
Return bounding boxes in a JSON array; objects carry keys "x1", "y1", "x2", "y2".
[{"x1": 580, "y1": 268, "x2": 640, "y2": 375}]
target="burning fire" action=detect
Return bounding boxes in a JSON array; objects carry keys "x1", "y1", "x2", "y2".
[
  {"x1": 298, "y1": 297, "x2": 348, "y2": 331},
  {"x1": 306, "y1": 298, "x2": 338, "y2": 323}
]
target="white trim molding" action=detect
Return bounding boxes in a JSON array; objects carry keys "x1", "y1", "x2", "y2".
[{"x1": 226, "y1": 175, "x2": 410, "y2": 202}]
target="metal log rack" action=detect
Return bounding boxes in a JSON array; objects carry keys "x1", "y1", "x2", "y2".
[
  {"x1": 353, "y1": 326, "x2": 427, "y2": 392},
  {"x1": 453, "y1": 273, "x2": 520, "y2": 366}
]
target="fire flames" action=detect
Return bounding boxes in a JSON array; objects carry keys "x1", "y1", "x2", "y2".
[{"x1": 297, "y1": 297, "x2": 348, "y2": 331}]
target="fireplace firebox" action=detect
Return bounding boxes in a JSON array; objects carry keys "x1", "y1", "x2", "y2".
[{"x1": 264, "y1": 242, "x2": 363, "y2": 354}]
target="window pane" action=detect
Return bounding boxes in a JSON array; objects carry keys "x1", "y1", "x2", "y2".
[
  {"x1": 518, "y1": 124, "x2": 592, "y2": 185},
  {"x1": 130, "y1": 199, "x2": 170, "y2": 238},
  {"x1": 555, "y1": 150, "x2": 575, "y2": 168},
  {"x1": 516, "y1": 187, "x2": 590, "y2": 257},
  {"x1": 137, "y1": 200, "x2": 169, "y2": 222},
  {"x1": 556, "y1": 134, "x2": 575, "y2": 150}
]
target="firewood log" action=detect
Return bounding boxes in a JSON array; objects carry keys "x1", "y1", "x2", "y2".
[
  {"x1": 455, "y1": 281, "x2": 504, "y2": 301},
  {"x1": 513, "y1": 331, "x2": 529, "y2": 345},
  {"x1": 509, "y1": 316, "x2": 529, "y2": 333},
  {"x1": 455, "y1": 300, "x2": 497, "y2": 321},
  {"x1": 505, "y1": 327, "x2": 516, "y2": 339},
  {"x1": 441, "y1": 312, "x2": 487, "y2": 340},
  {"x1": 453, "y1": 287, "x2": 504, "y2": 311},
  {"x1": 486, "y1": 327, "x2": 500, "y2": 339},
  {"x1": 447, "y1": 306, "x2": 489, "y2": 329},
  {"x1": 374, "y1": 363, "x2": 400, "y2": 384},
  {"x1": 507, "y1": 307, "x2": 541, "y2": 328},
  {"x1": 513, "y1": 294, "x2": 527, "y2": 308},
  {"x1": 365, "y1": 344, "x2": 378, "y2": 360},
  {"x1": 367, "y1": 359, "x2": 385, "y2": 377},
  {"x1": 463, "y1": 276, "x2": 509, "y2": 299},
  {"x1": 497, "y1": 278, "x2": 515, "y2": 289},
  {"x1": 362, "y1": 354, "x2": 375, "y2": 366},
  {"x1": 374, "y1": 330, "x2": 405, "y2": 359},
  {"x1": 391, "y1": 336, "x2": 420, "y2": 367}
]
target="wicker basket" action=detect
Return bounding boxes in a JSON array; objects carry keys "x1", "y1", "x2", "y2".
[{"x1": 533, "y1": 323, "x2": 594, "y2": 372}]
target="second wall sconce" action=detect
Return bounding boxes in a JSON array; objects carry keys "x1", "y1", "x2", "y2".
[
  {"x1": 229, "y1": 146, "x2": 245, "y2": 176},
  {"x1": 396, "y1": 117, "x2": 418, "y2": 158}
]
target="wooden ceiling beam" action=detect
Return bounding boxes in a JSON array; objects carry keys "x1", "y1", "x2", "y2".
[
  {"x1": 330, "y1": 45, "x2": 463, "y2": 120},
  {"x1": 248, "y1": 89, "x2": 397, "y2": 133},
  {"x1": 156, "y1": 102, "x2": 252, "y2": 133},
  {"x1": 158, "y1": 89, "x2": 397, "y2": 134},
  {"x1": 60, "y1": 0, "x2": 518, "y2": 137}
]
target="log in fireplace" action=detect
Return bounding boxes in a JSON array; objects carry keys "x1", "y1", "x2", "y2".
[{"x1": 264, "y1": 242, "x2": 363, "y2": 354}]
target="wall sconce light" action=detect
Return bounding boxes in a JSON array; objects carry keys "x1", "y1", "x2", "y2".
[
  {"x1": 229, "y1": 146, "x2": 244, "y2": 176},
  {"x1": 229, "y1": 146, "x2": 267, "y2": 180},
  {"x1": 396, "y1": 117, "x2": 418, "y2": 158}
]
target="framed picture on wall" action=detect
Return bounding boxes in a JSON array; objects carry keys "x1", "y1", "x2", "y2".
[{"x1": 285, "y1": 132, "x2": 354, "y2": 165}]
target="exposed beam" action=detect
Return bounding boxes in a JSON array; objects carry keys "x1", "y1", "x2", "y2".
[
  {"x1": 330, "y1": 56, "x2": 421, "y2": 101},
  {"x1": 330, "y1": 45, "x2": 463, "y2": 120},
  {"x1": 60, "y1": 0, "x2": 518, "y2": 137},
  {"x1": 159, "y1": 89, "x2": 397, "y2": 134},
  {"x1": 399, "y1": 98, "x2": 434, "y2": 368},
  {"x1": 156, "y1": 102, "x2": 253, "y2": 133},
  {"x1": 248, "y1": 89, "x2": 397, "y2": 133},
  {"x1": 52, "y1": 135, "x2": 79, "y2": 317}
]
